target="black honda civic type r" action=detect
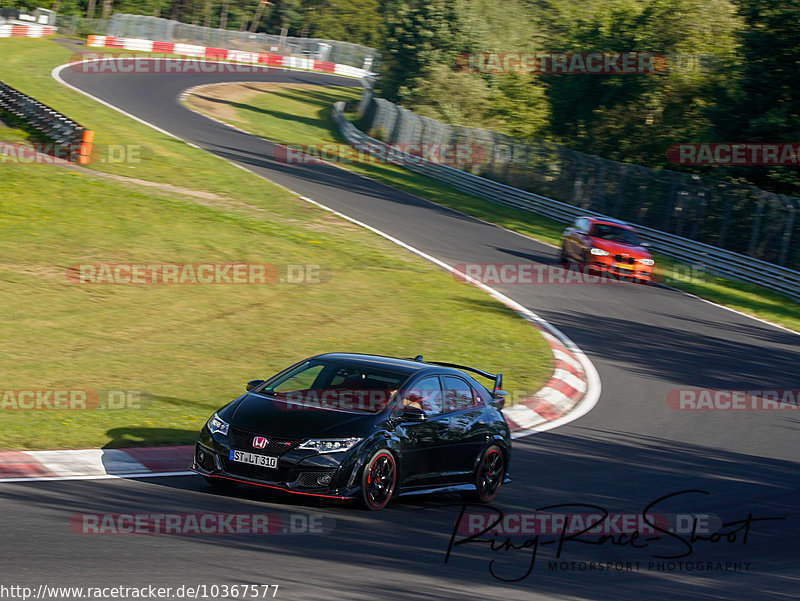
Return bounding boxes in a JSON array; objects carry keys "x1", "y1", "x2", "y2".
[{"x1": 192, "y1": 353, "x2": 511, "y2": 510}]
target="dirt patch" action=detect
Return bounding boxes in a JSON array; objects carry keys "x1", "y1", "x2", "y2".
[
  {"x1": 69, "y1": 167, "x2": 275, "y2": 218},
  {"x1": 184, "y1": 82, "x2": 321, "y2": 122},
  {"x1": 4, "y1": 138, "x2": 277, "y2": 217}
]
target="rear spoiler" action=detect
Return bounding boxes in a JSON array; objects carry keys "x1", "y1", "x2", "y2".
[{"x1": 408, "y1": 355, "x2": 506, "y2": 402}]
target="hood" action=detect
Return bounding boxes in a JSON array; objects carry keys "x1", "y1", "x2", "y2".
[
  {"x1": 224, "y1": 392, "x2": 381, "y2": 438},
  {"x1": 590, "y1": 238, "x2": 651, "y2": 258}
]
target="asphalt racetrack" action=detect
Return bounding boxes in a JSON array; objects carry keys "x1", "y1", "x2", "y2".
[{"x1": 2, "y1": 59, "x2": 797, "y2": 600}]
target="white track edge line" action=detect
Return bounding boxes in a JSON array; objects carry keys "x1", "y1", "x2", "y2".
[
  {"x1": 48, "y1": 61, "x2": 602, "y2": 446},
  {"x1": 295, "y1": 195, "x2": 602, "y2": 439},
  {"x1": 55, "y1": 60, "x2": 799, "y2": 338},
  {"x1": 0, "y1": 471, "x2": 194, "y2": 484}
]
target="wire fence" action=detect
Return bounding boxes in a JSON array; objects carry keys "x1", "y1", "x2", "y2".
[
  {"x1": 336, "y1": 101, "x2": 800, "y2": 300},
  {"x1": 359, "y1": 94, "x2": 800, "y2": 271},
  {"x1": 54, "y1": 16, "x2": 110, "y2": 38},
  {"x1": 91, "y1": 13, "x2": 379, "y2": 70}
]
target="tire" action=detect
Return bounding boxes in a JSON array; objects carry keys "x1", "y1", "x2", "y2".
[
  {"x1": 559, "y1": 244, "x2": 569, "y2": 264},
  {"x1": 466, "y1": 445, "x2": 505, "y2": 503},
  {"x1": 361, "y1": 450, "x2": 396, "y2": 511},
  {"x1": 204, "y1": 475, "x2": 239, "y2": 489}
]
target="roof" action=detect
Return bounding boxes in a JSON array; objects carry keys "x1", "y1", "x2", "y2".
[
  {"x1": 586, "y1": 216, "x2": 635, "y2": 228},
  {"x1": 310, "y1": 353, "x2": 485, "y2": 379},
  {"x1": 311, "y1": 353, "x2": 435, "y2": 375}
]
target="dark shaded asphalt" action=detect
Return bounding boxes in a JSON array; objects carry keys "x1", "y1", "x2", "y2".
[{"x1": 3, "y1": 60, "x2": 796, "y2": 600}]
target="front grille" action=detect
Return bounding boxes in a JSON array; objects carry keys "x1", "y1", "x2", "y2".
[
  {"x1": 228, "y1": 426, "x2": 304, "y2": 456},
  {"x1": 614, "y1": 255, "x2": 636, "y2": 264},
  {"x1": 292, "y1": 471, "x2": 336, "y2": 488}
]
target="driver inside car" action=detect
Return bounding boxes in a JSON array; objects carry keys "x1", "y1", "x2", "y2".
[{"x1": 401, "y1": 382, "x2": 442, "y2": 413}]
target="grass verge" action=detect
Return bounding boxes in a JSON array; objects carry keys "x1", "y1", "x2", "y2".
[{"x1": 0, "y1": 38, "x2": 551, "y2": 450}]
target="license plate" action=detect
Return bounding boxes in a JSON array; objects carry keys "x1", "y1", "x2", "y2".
[
  {"x1": 229, "y1": 450, "x2": 277, "y2": 468},
  {"x1": 613, "y1": 262, "x2": 633, "y2": 270}
]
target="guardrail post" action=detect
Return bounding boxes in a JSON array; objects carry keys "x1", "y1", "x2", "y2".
[
  {"x1": 77, "y1": 129, "x2": 95, "y2": 165},
  {"x1": 779, "y1": 199, "x2": 796, "y2": 267},
  {"x1": 718, "y1": 192, "x2": 732, "y2": 249},
  {"x1": 748, "y1": 192, "x2": 767, "y2": 256}
]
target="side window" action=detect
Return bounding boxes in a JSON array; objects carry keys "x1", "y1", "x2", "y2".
[
  {"x1": 591, "y1": 224, "x2": 611, "y2": 239},
  {"x1": 401, "y1": 376, "x2": 443, "y2": 416},
  {"x1": 442, "y1": 376, "x2": 478, "y2": 412}
]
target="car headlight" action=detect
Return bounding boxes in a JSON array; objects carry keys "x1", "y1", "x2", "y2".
[
  {"x1": 298, "y1": 438, "x2": 362, "y2": 454},
  {"x1": 590, "y1": 247, "x2": 610, "y2": 256},
  {"x1": 206, "y1": 413, "x2": 229, "y2": 436},
  {"x1": 638, "y1": 258, "x2": 655, "y2": 266}
]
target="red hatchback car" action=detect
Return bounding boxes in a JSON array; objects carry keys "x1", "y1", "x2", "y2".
[{"x1": 560, "y1": 216, "x2": 655, "y2": 282}]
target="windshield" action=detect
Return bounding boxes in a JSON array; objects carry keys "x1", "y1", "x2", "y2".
[
  {"x1": 590, "y1": 224, "x2": 641, "y2": 246},
  {"x1": 259, "y1": 360, "x2": 409, "y2": 413}
]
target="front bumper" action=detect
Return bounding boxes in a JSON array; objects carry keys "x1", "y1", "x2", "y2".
[
  {"x1": 590, "y1": 259, "x2": 652, "y2": 280},
  {"x1": 192, "y1": 438, "x2": 362, "y2": 500}
]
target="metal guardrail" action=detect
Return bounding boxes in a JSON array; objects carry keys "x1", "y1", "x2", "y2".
[
  {"x1": 0, "y1": 80, "x2": 90, "y2": 163},
  {"x1": 360, "y1": 95, "x2": 800, "y2": 272},
  {"x1": 332, "y1": 101, "x2": 800, "y2": 302}
]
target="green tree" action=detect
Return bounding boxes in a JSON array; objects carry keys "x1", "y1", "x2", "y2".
[
  {"x1": 711, "y1": 0, "x2": 800, "y2": 194},
  {"x1": 540, "y1": 0, "x2": 740, "y2": 166},
  {"x1": 264, "y1": 0, "x2": 301, "y2": 33},
  {"x1": 301, "y1": 0, "x2": 384, "y2": 46},
  {"x1": 486, "y1": 72, "x2": 550, "y2": 140},
  {"x1": 406, "y1": 63, "x2": 491, "y2": 125},
  {"x1": 378, "y1": 0, "x2": 478, "y2": 103}
]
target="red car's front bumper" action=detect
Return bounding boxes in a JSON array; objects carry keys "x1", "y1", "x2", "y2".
[{"x1": 590, "y1": 258, "x2": 653, "y2": 281}]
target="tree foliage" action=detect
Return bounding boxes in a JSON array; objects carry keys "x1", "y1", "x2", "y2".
[
  {"x1": 711, "y1": 0, "x2": 800, "y2": 192},
  {"x1": 38, "y1": 0, "x2": 800, "y2": 195},
  {"x1": 378, "y1": 0, "x2": 481, "y2": 103},
  {"x1": 301, "y1": 0, "x2": 384, "y2": 46}
]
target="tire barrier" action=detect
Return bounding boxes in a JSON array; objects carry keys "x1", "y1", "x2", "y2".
[
  {"x1": 85, "y1": 35, "x2": 372, "y2": 79},
  {"x1": 0, "y1": 79, "x2": 92, "y2": 164}
]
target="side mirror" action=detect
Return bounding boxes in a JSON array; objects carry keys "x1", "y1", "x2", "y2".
[
  {"x1": 400, "y1": 406, "x2": 427, "y2": 422},
  {"x1": 246, "y1": 379, "x2": 266, "y2": 392}
]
